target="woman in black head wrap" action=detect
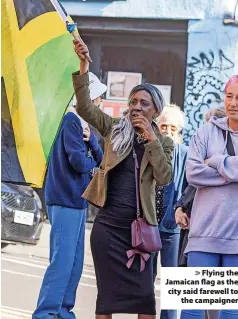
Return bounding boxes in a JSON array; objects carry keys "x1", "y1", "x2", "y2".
[
  {"x1": 110, "y1": 83, "x2": 165, "y2": 156},
  {"x1": 89, "y1": 83, "x2": 169, "y2": 318},
  {"x1": 73, "y1": 39, "x2": 174, "y2": 319}
]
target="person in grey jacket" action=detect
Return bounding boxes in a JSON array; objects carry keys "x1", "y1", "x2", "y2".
[
  {"x1": 175, "y1": 107, "x2": 226, "y2": 319},
  {"x1": 180, "y1": 76, "x2": 238, "y2": 319}
]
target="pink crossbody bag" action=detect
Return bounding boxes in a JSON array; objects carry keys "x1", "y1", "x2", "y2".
[{"x1": 126, "y1": 147, "x2": 162, "y2": 272}]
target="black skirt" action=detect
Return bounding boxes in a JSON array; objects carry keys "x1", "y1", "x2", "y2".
[
  {"x1": 91, "y1": 142, "x2": 156, "y2": 314},
  {"x1": 90, "y1": 211, "x2": 156, "y2": 315}
]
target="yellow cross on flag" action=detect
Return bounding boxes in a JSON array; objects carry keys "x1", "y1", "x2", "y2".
[{"x1": 2, "y1": 0, "x2": 78, "y2": 187}]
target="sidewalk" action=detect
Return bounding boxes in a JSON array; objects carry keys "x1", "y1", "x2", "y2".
[
  {"x1": 2, "y1": 221, "x2": 161, "y2": 277},
  {"x1": 2, "y1": 222, "x2": 93, "y2": 267},
  {"x1": 0, "y1": 307, "x2": 32, "y2": 319},
  {"x1": 1, "y1": 222, "x2": 162, "y2": 319}
]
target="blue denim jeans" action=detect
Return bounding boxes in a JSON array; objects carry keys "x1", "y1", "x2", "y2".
[
  {"x1": 153, "y1": 231, "x2": 180, "y2": 319},
  {"x1": 180, "y1": 252, "x2": 238, "y2": 319},
  {"x1": 33, "y1": 205, "x2": 86, "y2": 319}
]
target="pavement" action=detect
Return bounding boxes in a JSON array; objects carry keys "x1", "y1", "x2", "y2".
[
  {"x1": 1, "y1": 220, "x2": 95, "y2": 267},
  {"x1": 1, "y1": 222, "x2": 162, "y2": 319}
]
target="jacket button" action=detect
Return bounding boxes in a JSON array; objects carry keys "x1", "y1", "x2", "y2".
[
  {"x1": 149, "y1": 151, "x2": 152, "y2": 155},
  {"x1": 141, "y1": 180, "x2": 143, "y2": 184}
]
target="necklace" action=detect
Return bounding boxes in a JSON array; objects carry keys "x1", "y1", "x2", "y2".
[{"x1": 135, "y1": 132, "x2": 147, "y2": 144}]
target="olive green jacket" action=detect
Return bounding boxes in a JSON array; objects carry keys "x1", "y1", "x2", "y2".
[{"x1": 72, "y1": 71, "x2": 174, "y2": 225}]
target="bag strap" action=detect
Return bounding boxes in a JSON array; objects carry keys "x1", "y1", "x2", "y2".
[
  {"x1": 132, "y1": 147, "x2": 141, "y2": 219},
  {"x1": 222, "y1": 130, "x2": 235, "y2": 156}
]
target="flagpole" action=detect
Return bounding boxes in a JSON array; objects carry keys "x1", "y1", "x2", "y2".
[{"x1": 50, "y1": 0, "x2": 92, "y2": 62}]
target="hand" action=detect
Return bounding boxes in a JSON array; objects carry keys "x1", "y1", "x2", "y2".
[
  {"x1": 175, "y1": 207, "x2": 190, "y2": 230},
  {"x1": 73, "y1": 39, "x2": 89, "y2": 74},
  {"x1": 73, "y1": 39, "x2": 89, "y2": 62},
  {"x1": 204, "y1": 158, "x2": 209, "y2": 165},
  {"x1": 83, "y1": 127, "x2": 90, "y2": 142},
  {"x1": 131, "y1": 115, "x2": 157, "y2": 141}
]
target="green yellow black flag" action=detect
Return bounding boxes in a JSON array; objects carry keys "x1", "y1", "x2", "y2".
[{"x1": 1, "y1": 0, "x2": 78, "y2": 187}]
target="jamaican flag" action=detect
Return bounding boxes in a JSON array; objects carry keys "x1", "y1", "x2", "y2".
[{"x1": 1, "y1": 0, "x2": 78, "y2": 187}]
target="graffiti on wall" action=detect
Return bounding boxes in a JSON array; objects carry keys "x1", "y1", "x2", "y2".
[{"x1": 183, "y1": 49, "x2": 234, "y2": 144}]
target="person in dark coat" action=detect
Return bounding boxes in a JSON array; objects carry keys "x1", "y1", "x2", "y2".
[
  {"x1": 154, "y1": 104, "x2": 188, "y2": 319},
  {"x1": 33, "y1": 73, "x2": 105, "y2": 319}
]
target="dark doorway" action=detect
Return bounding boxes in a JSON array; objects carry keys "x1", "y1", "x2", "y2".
[{"x1": 73, "y1": 16, "x2": 188, "y2": 108}]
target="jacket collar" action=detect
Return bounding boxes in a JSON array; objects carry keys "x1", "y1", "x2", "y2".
[
  {"x1": 105, "y1": 120, "x2": 161, "y2": 176},
  {"x1": 140, "y1": 121, "x2": 161, "y2": 176},
  {"x1": 109, "y1": 121, "x2": 161, "y2": 175}
]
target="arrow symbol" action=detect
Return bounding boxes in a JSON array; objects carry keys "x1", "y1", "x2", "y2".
[{"x1": 195, "y1": 271, "x2": 200, "y2": 275}]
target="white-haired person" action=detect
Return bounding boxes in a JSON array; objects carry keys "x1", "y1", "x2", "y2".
[
  {"x1": 153, "y1": 104, "x2": 188, "y2": 319},
  {"x1": 73, "y1": 39, "x2": 174, "y2": 319}
]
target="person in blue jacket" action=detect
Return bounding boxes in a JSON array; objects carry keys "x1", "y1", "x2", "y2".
[
  {"x1": 33, "y1": 72, "x2": 106, "y2": 319},
  {"x1": 153, "y1": 104, "x2": 188, "y2": 319}
]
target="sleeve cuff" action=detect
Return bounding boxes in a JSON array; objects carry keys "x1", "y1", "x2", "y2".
[
  {"x1": 72, "y1": 71, "x2": 89, "y2": 87},
  {"x1": 88, "y1": 132, "x2": 97, "y2": 149},
  {"x1": 173, "y1": 202, "x2": 183, "y2": 210},
  {"x1": 207, "y1": 154, "x2": 227, "y2": 169},
  {"x1": 144, "y1": 139, "x2": 163, "y2": 156}
]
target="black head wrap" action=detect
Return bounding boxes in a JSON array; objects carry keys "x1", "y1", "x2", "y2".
[{"x1": 128, "y1": 83, "x2": 165, "y2": 114}]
